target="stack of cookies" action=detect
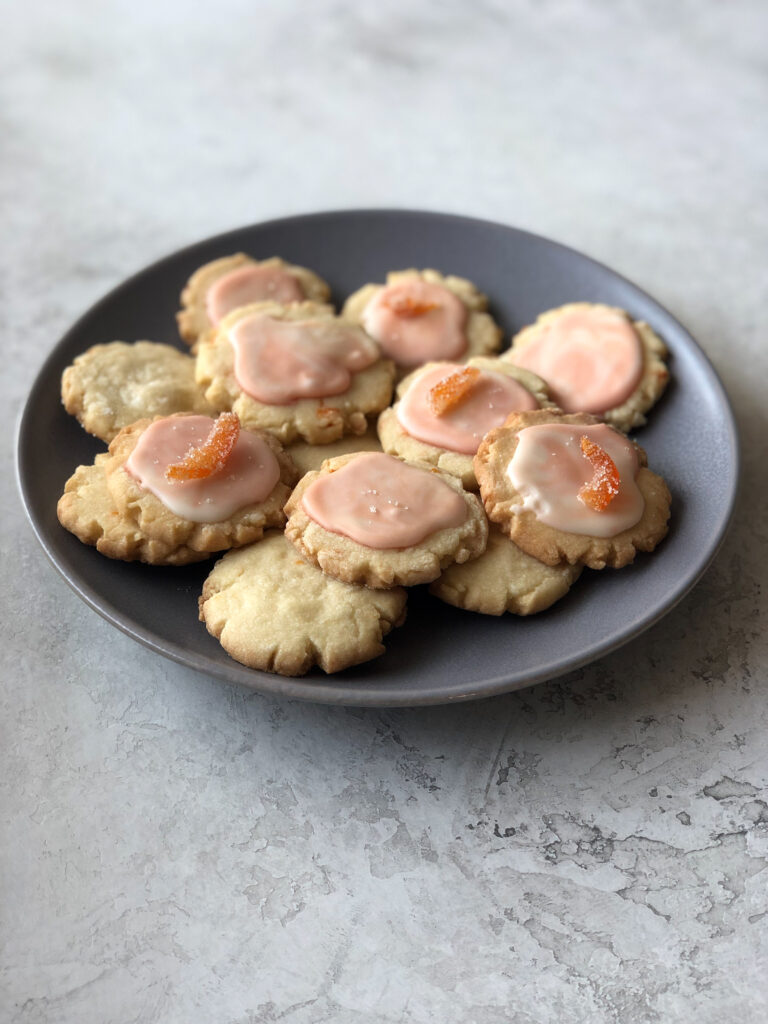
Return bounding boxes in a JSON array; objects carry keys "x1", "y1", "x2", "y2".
[{"x1": 58, "y1": 254, "x2": 672, "y2": 677}]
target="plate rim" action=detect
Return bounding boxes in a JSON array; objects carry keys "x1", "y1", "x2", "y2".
[{"x1": 16, "y1": 207, "x2": 741, "y2": 707}]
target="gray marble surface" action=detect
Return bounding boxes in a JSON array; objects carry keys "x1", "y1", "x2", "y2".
[{"x1": 3, "y1": 2, "x2": 767, "y2": 1021}]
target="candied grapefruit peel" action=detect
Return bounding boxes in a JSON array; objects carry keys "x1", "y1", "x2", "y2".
[
  {"x1": 578, "y1": 435, "x2": 621, "y2": 511},
  {"x1": 428, "y1": 366, "x2": 481, "y2": 416},
  {"x1": 165, "y1": 412, "x2": 240, "y2": 482},
  {"x1": 384, "y1": 294, "x2": 440, "y2": 318}
]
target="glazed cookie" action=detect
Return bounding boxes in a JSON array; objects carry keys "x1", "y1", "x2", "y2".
[
  {"x1": 284, "y1": 451, "x2": 488, "y2": 589},
  {"x1": 430, "y1": 523, "x2": 582, "y2": 616},
  {"x1": 503, "y1": 303, "x2": 669, "y2": 431},
  {"x1": 342, "y1": 269, "x2": 502, "y2": 373},
  {"x1": 199, "y1": 531, "x2": 408, "y2": 676},
  {"x1": 61, "y1": 341, "x2": 216, "y2": 443},
  {"x1": 177, "y1": 253, "x2": 331, "y2": 348},
  {"x1": 104, "y1": 413, "x2": 297, "y2": 557},
  {"x1": 287, "y1": 423, "x2": 382, "y2": 477},
  {"x1": 57, "y1": 454, "x2": 209, "y2": 566},
  {"x1": 377, "y1": 357, "x2": 553, "y2": 491},
  {"x1": 474, "y1": 409, "x2": 671, "y2": 570},
  {"x1": 196, "y1": 301, "x2": 396, "y2": 444}
]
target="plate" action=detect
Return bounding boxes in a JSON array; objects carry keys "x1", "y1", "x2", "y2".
[{"x1": 16, "y1": 210, "x2": 739, "y2": 707}]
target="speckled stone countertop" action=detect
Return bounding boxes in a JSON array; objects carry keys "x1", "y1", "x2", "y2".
[{"x1": 3, "y1": 3, "x2": 767, "y2": 1022}]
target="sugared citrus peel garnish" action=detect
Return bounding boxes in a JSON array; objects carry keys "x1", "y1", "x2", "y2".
[
  {"x1": 427, "y1": 366, "x2": 481, "y2": 416},
  {"x1": 384, "y1": 294, "x2": 440, "y2": 318},
  {"x1": 577, "y1": 435, "x2": 621, "y2": 511},
  {"x1": 165, "y1": 413, "x2": 241, "y2": 482}
]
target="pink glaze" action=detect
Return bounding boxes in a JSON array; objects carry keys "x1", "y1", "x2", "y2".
[
  {"x1": 125, "y1": 415, "x2": 281, "y2": 523},
  {"x1": 508, "y1": 423, "x2": 644, "y2": 537},
  {"x1": 301, "y1": 452, "x2": 468, "y2": 549},
  {"x1": 362, "y1": 280, "x2": 468, "y2": 366},
  {"x1": 397, "y1": 363, "x2": 539, "y2": 455},
  {"x1": 228, "y1": 314, "x2": 380, "y2": 405},
  {"x1": 509, "y1": 307, "x2": 644, "y2": 413},
  {"x1": 205, "y1": 264, "x2": 304, "y2": 325}
]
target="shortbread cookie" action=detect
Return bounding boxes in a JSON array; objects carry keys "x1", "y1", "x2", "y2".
[
  {"x1": 57, "y1": 454, "x2": 209, "y2": 565},
  {"x1": 196, "y1": 301, "x2": 395, "y2": 444},
  {"x1": 378, "y1": 357, "x2": 553, "y2": 491},
  {"x1": 503, "y1": 303, "x2": 669, "y2": 431},
  {"x1": 104, "y1": 414, "x2": 297, "y2": 556},
  {"x1": 199, "y1": 532, "x2": 408, "y2": 676},
  {"x1": 342, "y1": 269, "x2": 502, "y2": 373},
  {"x1": 474, "y1": 410, "x2": 671, "y2": 570},
  {"x1": 287, "y1": 423, "x2": 382, "y2": 476},
  {"x1": 61, "y1": 341, "x2": 216, "y2": 443},
  {"x1": 430, "y1": 523, "x2": 582, "y2": 616},
  {"x1": 177, "y1": 253, "x2": 331, "y2": 348},
  {"x1": 284, "y1": 451, "x2": 488, "y2": 588}
]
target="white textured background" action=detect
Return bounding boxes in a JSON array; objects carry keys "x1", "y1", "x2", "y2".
[{"x1": 3, "y1": 2, "x2": 767, "y2": 1022}]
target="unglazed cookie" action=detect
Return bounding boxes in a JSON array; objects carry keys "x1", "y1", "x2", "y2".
[
  {"x1": 503, "y1": 303, "x2": 669, "y2": 431},
  {"x1": 102, "y1": 414, "x2": 297, "y2": 558},
  {"x1": 177, "y1": 253, "x2": 331, "y2": 349},
  {"x1": 199, "y1": 532, "x2": 408, "y2": 676},
  {"x1": 196, "y1": 301, "x2": 396, "y2": 444},
  {"x1": 61, "y1": 341, "x2": 216, "y2": 443},
  {"x1": 474, "y1": 410, "x2": 671, "y2": 570},
  {"x1": 286, "y1": 423, "x2": 382, "y2": 477},
  {"x1": 430, "y1": 523, "x2": 582, "y2": 616},
  {"x1": 284, "y1": 451, "x2": 488, "y2": 588},
  {"x1": 377, "y1": 357, "x2": 554, "y2": 491},
  {"x1": 57, "y1": 454, "x2": 209, "y2": 566},
  {"x1": 342, "y1": 269, "x2": 502, "y2": 374}
]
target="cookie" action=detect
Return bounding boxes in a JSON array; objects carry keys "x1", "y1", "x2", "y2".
[
  {"x1": 430, "y1": 523, "x2": 582, "y2": 616},
  {"x1": 377, "y1": 357, "x2": 553, "y2": 491},
  {"x1": 503, "y1": 303, "x2": 669, "y2": 432},
  {"x1": 57, "y1": 454, "x2": 209, "y2": 565},
  {"x1": 61, "y1": 341, "x2": 216, "y2": 443},
  {"x1": 177, "y1": 253, "x2": 331, "y2": 349},
  {"x1": 342, "y1": 268, "x2": 502, "y2": 374},
  {"x1": 284, "y1": 451, "x2": 488, "y2": 588},
  {"x1": 103, "y1": 414, "x2": 297, "y2": 558},
  {"x1": 196, "y1": 301, "x2": 395, "y2": 444},
  {"x1": 199, "y1": 532, "x2": 408, "y2": 676},
  {"x1": 474, "y1": 409, "x2": 671, "y2": 570},
  {"x1": 286, "y1": 422, "x2": 382, "y2": 477}
]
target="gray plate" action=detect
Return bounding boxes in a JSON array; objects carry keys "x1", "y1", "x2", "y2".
[{"x1": 17, "y1": 210, "x2": 739, "y2": 707}]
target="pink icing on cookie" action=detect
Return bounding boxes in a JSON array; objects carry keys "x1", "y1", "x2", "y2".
[
  {"x1": 301, "y1": 452, "x2": 468, "y2": 549},
  {"x1": 125, "y1": 415, "x2": 281, "y2": 522},
  {"x1": 398, "y1": 363, "x2": 539, "y2": 455},
  {"x1": 206, "y1": 265, "x2": 304, "y2": 325},
  {"x1": 228, "y1": 314, "x2": 380, "y2": 405},
  {"x1": 361, "y1": 280, "x2": 468, "y2": 366},
  {"x1": 508, "y1": 423, "x2": 644, "y2": 537},
  {"x1": 509, "y1": 307, "x2": 644, "y2": 413}
]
